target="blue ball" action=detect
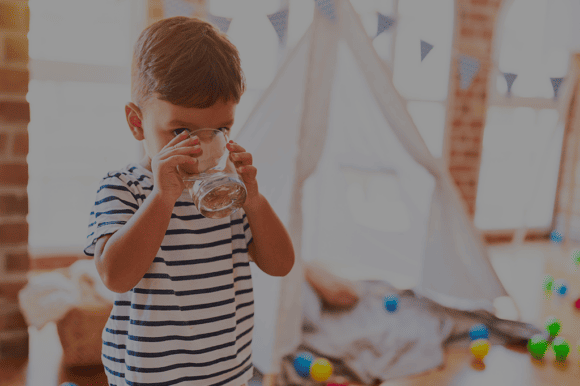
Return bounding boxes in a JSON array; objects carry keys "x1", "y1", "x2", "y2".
[
  {"x1": 469, "y1": 324, "x2": 489, "y2": 341},
  {"x1": 384, "y1": 294, "x2": 399, "y2": 313},
  {"x1": 550, "y1": 231, "x2": 563, "y2": 243},
  {"x1": 60, "y1": 383, "x2": 79, "y2": 386},
  {"x1": 554, "y1": 279, "x2": 568, "y2": 297},
  {"x1": 293, "y1": 352, "x2": 314, "y2": 378}
]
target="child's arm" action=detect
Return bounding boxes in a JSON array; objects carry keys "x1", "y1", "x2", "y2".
[
  {"x1": 244, "y1": 193, "x2": 295, "y2": 277},
  {"x1": 94, "y1": 132, "x2": 200, "y2": 293},
  {"x1": 227, "y1": 140, "x2": 295, "y2": 277},
  {"x1": 94, "y1": 190, "x2": 175, "y2": 293}
]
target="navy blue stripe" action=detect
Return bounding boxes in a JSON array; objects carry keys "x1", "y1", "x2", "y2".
[
  {"x1": 103, "y1": 340, "x2": 126, "y2": 349},
  {"x1": 234, "y1": 275, "x2": 251, "y2": 282},
  {"x1": 128, "y1": 327, "x2": 235, "y2": 345},
  {"x1": 95, "y1": 209, "x2": 135, "y2": 218},
  {"x1": 174, "y1": 201, "x2": 196, "y2": 207},
  {"x1": 165, "y1": 222, "x2": 231, "y2": 235},
  {"x1": 103, "y1": 364, "x2": 125, "y2": 379},
  {"x1": 152, "y1": 253, "x2": 231, "y2": 266},
  {"x1": 103, "y1": 353, "x2": 126, "y2": 363},
  {"x1": 125, "y1": 359, "x2": 252, "y2": 386},
  {"x1": 233, "y1": 262, "x2": 250, "y2": 269},
  {"x1": 231, "y1": 234, "x2": 245, "y2": 240},
  {"x1": 236, "y1": 324, "x2": 253, "y2": 340},
  {"x1": 130, "y1": 283, "x2": 236, "y2": 297},
  {"x1": 161, "y1": 238, "x2": 231, "y2": 251},
  {"x1": 105, "y1": 328, "x2": 128, "y2": 335},
  {"x1": 243, "y1": 223, "x2": 250, "y2": 231},
  {"x1": 170, "y1": 213, "x2": 205, "y2": 221},
  {"x1": 143, "y1": 269, "x2": 232, "y2": 281},
  {"x1": 88, "y1": 221, "x2": 96, "y2": 228},
  {"x1": 97, "y1": 184, "x2": 146, "y2": 202},
  {"x1": 237, "y1": 313, "x2": 254, "y2": 325},
  {"x1": 110, "y1": 315, "x2": 130, "y2": 321},
  {"x1": 95, "y1": 196, "x2": 139, "y2": 210},
  {"x1": 235, "y1": 288, "x2": 253, "y2": 296},
  {"x1": 126, "y1": 340, "x2": 252, "y2": 373},
  {"x1": 114, "y1": 301, "x2": 131, "y2": 306},
  {"x1": 131, "y1": 297, "x2": 234, "y2": 311},
  {"x1": 247, "y1": 237, "x2": 253, "y2": 246},
  {"x1": 236, "y1": 301, "x2": 254, "y2": 311},
  {"x1": 97, "y1": 220, "x2": 127, "y2": 228},
  {"x1": 130, "y1": 312, "x2": 235, "y2": 327},
  {"x1": 232, "y1": 248, "x2": 248, "y2": 254},
  {"x1": 230, "y1": 218, "x2": 243, "y2": 226}
]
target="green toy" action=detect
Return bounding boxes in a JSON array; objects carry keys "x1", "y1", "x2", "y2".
[
  {"x1": 552, "y1": 337, "x2": 570, "y2": 361},
  {"x1": 545, "y1": 316, "x2": 561, "y2": 337},
  {"x1": 527, "y1": 334, "x2": 549, "y2": 360},
  {"x1": 572, "y1": 250, "x2": 580, "y2": 266},
  {"x1": 542, "y1": 275, "x2": 554, "y2": 292}
]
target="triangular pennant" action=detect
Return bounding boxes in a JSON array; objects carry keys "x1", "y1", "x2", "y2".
[
  {"x1": 503, "y1": 73, "x2": 517, "y2": 94},
  {"x1": 314, "y1": 0, "x2": 336, "y2": 22},
  {"x1": 420, "y1": 40, "x2": 433, "y2": 62},
  {"x1": 162, "y1": 0, "x2": 196, "y2": 18},
  {"x1": 267, "y1": 8, "x2": 289, "y2": 45},
  {"x1": 551, "y1": 77, "x2": 564, "y2": 99},
  {"x1": 459, "y1": 55, "x2": 480, "y2": 90},
  {"x1": 207, "y1": 12, "x2": 232, "y2": 34},
  {"x1": 376, "y1": 13, "x2": 395, "y2": 37}
]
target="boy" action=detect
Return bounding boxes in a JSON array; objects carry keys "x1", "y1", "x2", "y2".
[{"x1": 84, "y1": 16, "x2": 295, "y2": 386}]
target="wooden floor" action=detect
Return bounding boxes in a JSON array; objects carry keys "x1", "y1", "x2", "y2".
[{"x1": 1, "y1": 240, "x2": 580, "y2": 386}]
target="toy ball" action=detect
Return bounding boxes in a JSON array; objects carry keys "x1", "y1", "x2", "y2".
[
  {"x1": 310, "y1": 358, "x2": 333, "y2": 382},
  {"x1": 469, "y1": 324, "x2": 489, "y2": 341},
  {"x1": 383, "y1": 294, "x2": 399, "y2": 313},
  {"x1": 545, "y1": 316, "x2": 562, "y2": 337},
  {"x1": 550, "y1": 230, "x2": 563, "y2": 243},
  {"x1": 553, "y1": 279, "x2": 568, "y2": 297},
  {"x1": 60, "y1": 383, "x2": 79, "y2": 386},
  {"x1": 574, "y1": 297, "x2": 580, "y2": 310},
  {"x1": 293, "y1": 352, "x2": 314, "y2": 378},
  {"x1": 542, "y1": 275, "x2": 554, "y2": 292},
  {"x1": 552, "y1": 337, "x2": 570, "y2": 361},
  {"x1": 528, "y1": 334, "x2": 549, "y2": 360},
  {"x1": 572, "y1": 250, "x2": 580, "y2": 266},
  {"x1": 469, "y1": 339, "x2": 490, "y2": 360}
]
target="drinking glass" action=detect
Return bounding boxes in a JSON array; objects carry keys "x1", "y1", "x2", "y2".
[{"x1": 177, "y1": 128, "x2": 247, "y2": 219}]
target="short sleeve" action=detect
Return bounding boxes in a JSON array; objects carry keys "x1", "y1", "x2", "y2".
[{"x1": 84, "y1": 173, "x2": 140, "y2": 257}]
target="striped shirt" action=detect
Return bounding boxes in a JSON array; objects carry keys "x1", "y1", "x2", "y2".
[{"x1": 84, "y1": 163, "x2": 254, "y2": 386}]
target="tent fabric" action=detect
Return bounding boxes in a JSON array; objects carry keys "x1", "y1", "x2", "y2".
[{"x1": 234, "y1": 0, "x2": 509, "y2": 374}]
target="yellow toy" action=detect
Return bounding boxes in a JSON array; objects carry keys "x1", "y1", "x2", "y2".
[
  {"x1": 310, "y1": 358, "x2": 333, "y2": 382},
  {"x1": 470, "y1": 339, "x2": 490, "y2": 360}
]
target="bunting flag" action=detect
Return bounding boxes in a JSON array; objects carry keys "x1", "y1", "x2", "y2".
[
  {"x1": 503, "y1": 73, "x2": 517, "y2": 94},
  {"x1": 459, "y1": 55, "x2": 480, "y2": 90},
  {"x1": 314, "y1": 0, "x2": 336, "y2": 22},
  {"x1": 267, "y1": 7, "x2": 289, "y2": 45},
  {"x1": 551, "y1": 77, "x2": 564, "y2": 99},
  {"x1": 420, "y1": 40, "x2": 433, "y2": 62},
  {"x1": 207, "y1": 12, "x2": 232, "y2": 34},
  {"x1": 162, "y1": 0, "x2": 196, "y2": 18},
  {"x1": 376, "y1": 13, "x2": 395, "y2": 37}
]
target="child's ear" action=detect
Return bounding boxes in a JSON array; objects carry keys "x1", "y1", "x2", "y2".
[{"x1": 125, "y1": 102, "x2": 144, "y2": 140}]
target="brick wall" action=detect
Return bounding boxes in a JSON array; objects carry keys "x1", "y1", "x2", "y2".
[
  {"x1": 445, "y1": 0, "x2": 503, "y2": 219},
  {"x1": 0, "y1": 0, "x2": 29, "y2": 358}
]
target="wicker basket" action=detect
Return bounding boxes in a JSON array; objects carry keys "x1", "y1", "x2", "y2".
[{"x1": 56, "y1": 304, "x2": 113, "y2": 367}]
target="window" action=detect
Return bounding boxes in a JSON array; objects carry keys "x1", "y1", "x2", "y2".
[
  {"x1": 474, "y1": 0, "x2": 575, "y2": 231},
  {"x1": 27, "y1": 0, "x2": 146, "y2": 255}
]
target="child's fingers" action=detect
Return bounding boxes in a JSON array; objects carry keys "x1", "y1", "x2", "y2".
[
  {"x1": 230, "y1": 152, "x2": 253, "y2": 165},
  {"x1": 163, "y1": 134, "x2": 199, "y2": 152},
  {"x1": 227, "y1": 141, "x2": 246, "y2": 153},
  {"x1": 237, "y1": 165, "x2": 257, "y2": 181}
]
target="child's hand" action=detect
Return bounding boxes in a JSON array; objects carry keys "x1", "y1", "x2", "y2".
[
  {"x1": 227, "y1": 140, "x2": 260, "y2": 207},
  {"x1": 151, "y1": 132, "x2": 201, "y2": 203}
]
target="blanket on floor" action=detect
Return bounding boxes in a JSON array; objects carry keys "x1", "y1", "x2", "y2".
[{"x1": 280, "y1": 280, "x2": 541, "y2": 385}]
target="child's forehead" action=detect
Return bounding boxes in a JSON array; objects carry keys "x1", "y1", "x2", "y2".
[{"x1": 147, "y1": 97, "x2": 237, "y2": 127}]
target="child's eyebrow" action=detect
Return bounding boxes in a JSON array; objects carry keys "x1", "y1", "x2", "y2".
[{"x1": 168, "y1": 119, "x2": 234, "y2": 128}]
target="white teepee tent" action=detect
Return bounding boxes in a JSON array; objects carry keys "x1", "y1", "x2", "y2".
[{"x1": 234, "y1": 0, "x2": 509, "y2": 376}]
